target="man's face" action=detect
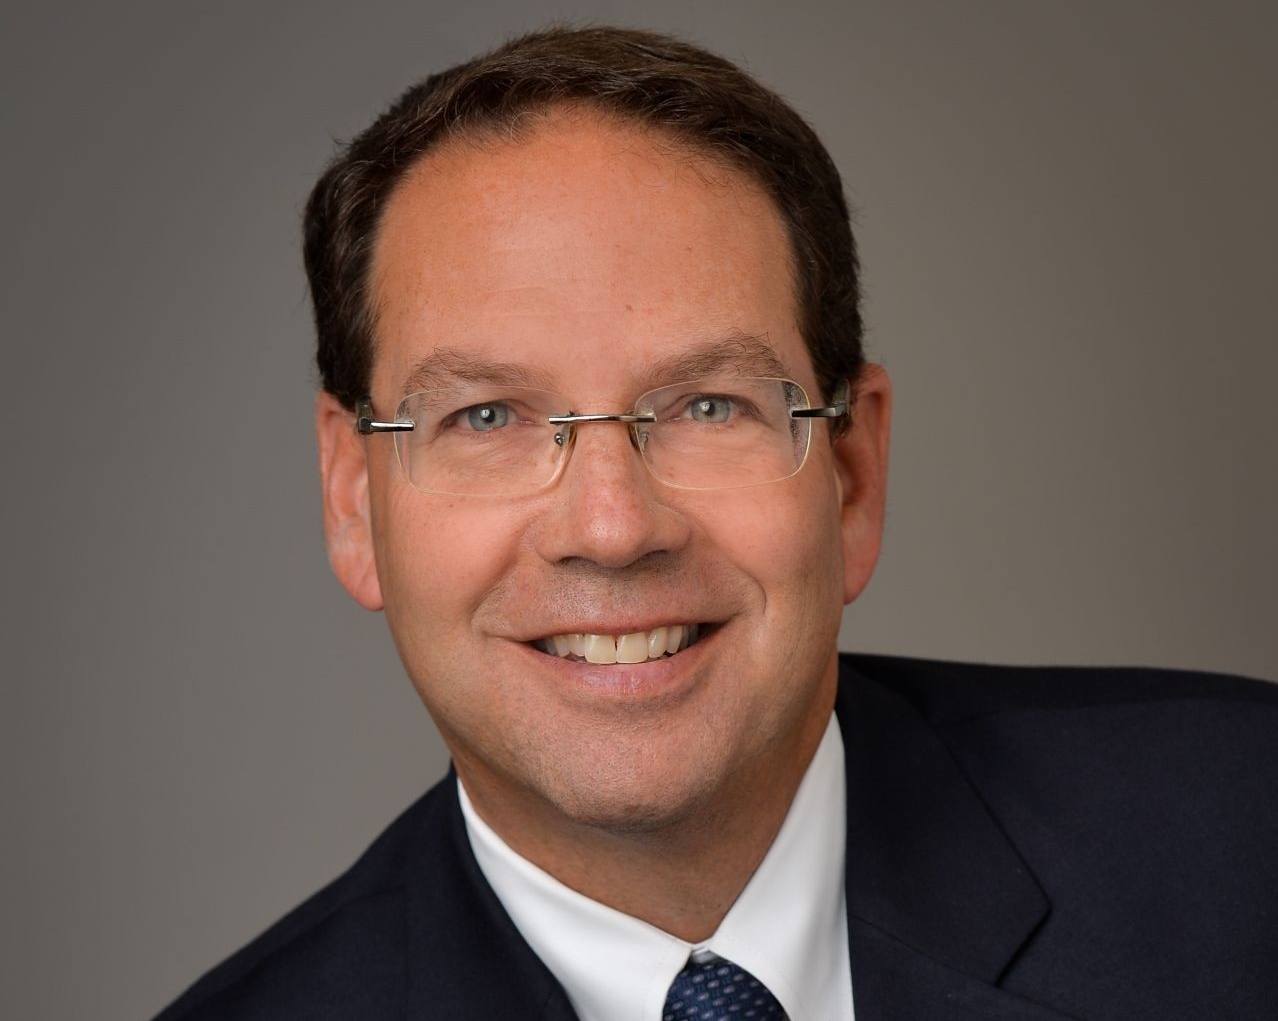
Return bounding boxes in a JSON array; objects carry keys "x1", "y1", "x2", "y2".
[{"x1": 318, "y1": 113, "x2": 888, "y2": 842}]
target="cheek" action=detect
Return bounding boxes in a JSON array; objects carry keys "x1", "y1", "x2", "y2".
[
  {"x1": 374, "y1": 490, "x2": 525, "y2": 632},
  {"x1": 704, "y1": 470, "x2": 845, "y2": 617}
]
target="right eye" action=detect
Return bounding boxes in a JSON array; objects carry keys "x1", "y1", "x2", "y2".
[
  {"x1": 456, "y1": 402, "x2": 510, "y2": 431},
  {"x1": 685, "y1": 395, "x2": 734, "y2": 424}
]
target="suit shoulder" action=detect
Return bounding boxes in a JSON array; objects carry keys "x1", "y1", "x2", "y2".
[
  {"x1": 841, "y1": 653, "x2": 1278, "y2": 890},
  {"x1": 152, "y1": 778, "x2": 455, "y2": 1021},
  {"x1": 840, "y1": 651, "x2": 1278, "y2": 726}
]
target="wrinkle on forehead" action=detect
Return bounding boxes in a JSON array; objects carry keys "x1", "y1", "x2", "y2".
[{"x1": 370, "y1": 112, "x2": 806, "y2": 403}]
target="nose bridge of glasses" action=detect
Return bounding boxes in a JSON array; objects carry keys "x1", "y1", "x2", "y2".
[
  {"x1": 547, "y1": 411, "x2": 654, "y2": 458},
  {"x1": 549, "y1": 410, "x2": 654, "y2": 479},
  {"x1": 546, "y1": 411, "x2": 656, "y2": 426}
]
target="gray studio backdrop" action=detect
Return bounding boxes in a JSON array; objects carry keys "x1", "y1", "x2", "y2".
[{"x1": 4, "y1": 1, "x2": 1275, "y2": 1018}]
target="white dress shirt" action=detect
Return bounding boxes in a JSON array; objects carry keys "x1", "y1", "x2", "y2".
[{"x1": 458, "y1": 714, "x2": 854, "y2": 1021}]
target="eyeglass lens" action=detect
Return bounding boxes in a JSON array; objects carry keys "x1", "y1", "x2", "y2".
[{"x1": 391, "y1": 377, "x2": 817, "y2": 496}]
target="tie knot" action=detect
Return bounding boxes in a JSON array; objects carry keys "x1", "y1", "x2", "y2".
[{"x1": 662, "y1": 956, "x2": 788, "y2": 1021}]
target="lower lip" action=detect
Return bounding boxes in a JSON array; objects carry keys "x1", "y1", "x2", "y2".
[{"x1": 517, "y1": 628, "x2": 714, "y2": 704}]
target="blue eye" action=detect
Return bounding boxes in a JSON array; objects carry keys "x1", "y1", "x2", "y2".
[
  {"x1": 688, "y1": 396, "x2": 733, "y2": 423},
  {"x1": 465, "y1": 403, "x2": 510, "y2": 430}
]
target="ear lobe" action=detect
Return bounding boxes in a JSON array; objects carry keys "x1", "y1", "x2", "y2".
[
  {"x1": 316, "y1": 391, "x2": 384, "y2": 611},
  {"x1": 832, "y1": 364, "x2": 892, "y2": 606}
]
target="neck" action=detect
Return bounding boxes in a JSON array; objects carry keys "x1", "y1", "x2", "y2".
[{"x1": 458, "y1": 710, "x2": 831, "y2": 942}]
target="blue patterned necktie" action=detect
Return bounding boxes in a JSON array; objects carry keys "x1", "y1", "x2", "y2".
[{"x1": 662, "y1": 956, "x2": 788, "y2": 1021}]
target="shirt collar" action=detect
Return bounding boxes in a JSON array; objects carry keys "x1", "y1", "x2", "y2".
[{"x1": 459, "y1": 713, "x2": 849, "y2": 1021}]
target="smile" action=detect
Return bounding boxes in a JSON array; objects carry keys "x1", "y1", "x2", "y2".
[{"x1": 532, "y1": 624, "x2": 704, "y2": 664}]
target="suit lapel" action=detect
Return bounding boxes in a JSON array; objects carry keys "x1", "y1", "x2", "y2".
[
  {"x1": 848, "y1": 921, "x2": 1079, "y2": 1021},
  {"x1": 402, "y1": 773, "x2": 580, "y2": 1020},
  {"x1": 837, "y1": 663, "x2": 1071, "y2": 1020}
]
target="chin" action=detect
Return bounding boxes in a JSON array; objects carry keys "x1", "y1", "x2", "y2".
[{"x1": 531, "y1": 753, "x2": 722, "y2": 838}]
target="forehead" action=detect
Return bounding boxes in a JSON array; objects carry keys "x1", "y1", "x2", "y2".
[{"x1": 367, "y1": 112, "x2": 808, "y2": 398}]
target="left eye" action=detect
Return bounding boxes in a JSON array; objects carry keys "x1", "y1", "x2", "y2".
[{"x1": 685, "y1": 396, "x2": 734, "y2": 423}]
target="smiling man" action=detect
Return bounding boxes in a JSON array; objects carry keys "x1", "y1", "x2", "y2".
[
  {"x1": 157, "y1": 26, "x2": 1278, "y2": 1021},
  {"x1": 327, "y1": 111, "x2": 879, "y2": 945}
]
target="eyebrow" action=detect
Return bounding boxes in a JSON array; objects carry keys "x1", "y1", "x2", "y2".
[
  {"x1": 637, "y1": 333, "x2": 791, "y2": 390},
  {"x1": 398, "y1": 333, "x2": 792, "y2": 397},
  {"x1": 399, "y1": 348, "x2": 556, "y2": 395}
]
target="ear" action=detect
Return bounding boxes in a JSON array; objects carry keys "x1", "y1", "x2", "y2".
[
  {"x1": 316, "y1": 391, "x2": 384, "y2": 611},
  {"x1": 832, "y1": 364, "x2": 892, "y2": 605}
]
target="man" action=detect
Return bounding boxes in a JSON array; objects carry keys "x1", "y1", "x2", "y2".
[{"x1": 157, "y1": 26, "x2": 1278, "y2": 1021}]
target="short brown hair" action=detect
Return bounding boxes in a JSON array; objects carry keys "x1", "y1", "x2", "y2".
[{"x1": 304, "y1": 26, "x2": 863, "y2": 408}]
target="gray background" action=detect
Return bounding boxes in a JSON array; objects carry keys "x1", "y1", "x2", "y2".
[{"x1": 4, "y1": 1, "x2": 1275, "y2": 1018}]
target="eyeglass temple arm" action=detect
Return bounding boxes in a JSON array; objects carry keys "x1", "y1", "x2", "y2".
[
  {"x1": 790, "y1": 404, "x2": 845, "y2": 419},
  {"x1": 791, "y1": 381, "x2": 851, "y2": 420},
  {"x1": 355, "y1": 397, "x2": 414, "y2": 435}
]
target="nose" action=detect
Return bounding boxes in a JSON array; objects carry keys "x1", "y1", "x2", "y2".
[{"x1": 532, "y1": 421, "x2": 691, "y2": 569}]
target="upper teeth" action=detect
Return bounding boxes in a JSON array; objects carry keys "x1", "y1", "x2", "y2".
[{"x1": 537, "y1": 624, "x2": 701, "y2": 664}]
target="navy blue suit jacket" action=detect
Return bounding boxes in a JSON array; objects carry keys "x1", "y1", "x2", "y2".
[{"x1": 156, "y1": 655, "x2": 1278, "y2": 1020}]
